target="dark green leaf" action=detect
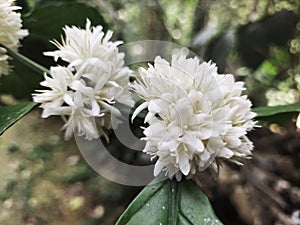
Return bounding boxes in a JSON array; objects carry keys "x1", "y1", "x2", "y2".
[
  {"x1": 37, "y1": 0, "x2": 77, "y2": 5},
  {"x1": 16, "y1": 0, "x2": 30, "y2": 13},
  {"x1": 23, "y1": 2, "x2": 107, "y2": 41},
  {"x1": 0, "y1": 45, "x2": 50, "y2": 99},
  {"x1": 0, "y1": 102, "x2": 36, "y2": 135},
  {"x1": 116, "y1": 179, "x2": 223, "y2": 225},
  {"x1": 253, "y1": 103, "x2": 300, "y2": 117},
  {"x1": 0, "y1": 59, "x2": 43, "y2": 99}
]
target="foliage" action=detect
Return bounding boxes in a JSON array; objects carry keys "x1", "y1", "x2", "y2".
[
  {"x1": 0, "y1": 102, "x2": 36, "y2": 135},
  {"x1": 116, "y1": 179, "x2": 223, "y2": 225},
  {"x1": 253, "y1": 103, "x2": 300, "y2": 117}
]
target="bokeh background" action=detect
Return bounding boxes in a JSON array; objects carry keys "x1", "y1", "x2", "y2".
[{"x1": 0, "y1": 0, "x2": 299, "y2": 224}]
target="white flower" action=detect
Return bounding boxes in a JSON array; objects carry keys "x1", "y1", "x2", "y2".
[
  {"x1": 33, "y1": 20, "x2": 133, "y2": 140},
  {"x1": 0, "y1": 0, "x2": 28, "y2": 76},
  {"x1": 131, "y1": 50, "x2": 256, "y2": 181}
]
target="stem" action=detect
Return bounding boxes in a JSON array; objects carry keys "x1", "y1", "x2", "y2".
[
  {"x1": 1, "y1": 44, "x2": 50, "y2": 75},
  {"x1": 169, "y1": 179, "x2": 179, "y2": 225}
]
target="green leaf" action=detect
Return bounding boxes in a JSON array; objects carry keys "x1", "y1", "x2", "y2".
[
  {"x1": 0, "y1": 59, "x2": 43, "y2": 99},
  {"x1": 0, "y1": 102, "x2": 36, "y2": 135},
  {"x1": 116, "y1": 179, "x2": 223, "y2": 225},
  {"x1": 16, "y1": 0, "x2": 30, "y2": 13},
  {"x1": 23, "y1": 2, "x2": 107, "y2": 41},
  {"x1": 253, "y1": 103, "x2": 300, "y2": 117},
  {"x1": 0, "y1": 45, "x2": 50, "y2": 99}
]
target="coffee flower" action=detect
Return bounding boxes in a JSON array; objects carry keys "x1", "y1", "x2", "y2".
[
  {"x1": 0, "y1": 0, "x2": 28, "y2": 76},
  {"x1": 131, "y1": 51, "x2": 256, "y2": 181},
  {"x1": 33, "y1": 20, "x2": 133, "y2": 140}
]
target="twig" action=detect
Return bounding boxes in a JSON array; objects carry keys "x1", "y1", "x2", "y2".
[{"x1": 0, "y1": 44, "x2": 50, "y2": 75}]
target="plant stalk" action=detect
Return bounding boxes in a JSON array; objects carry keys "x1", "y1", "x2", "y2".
[{"x1": 1, "y1": 44, "x2": 50, "y2": 75}]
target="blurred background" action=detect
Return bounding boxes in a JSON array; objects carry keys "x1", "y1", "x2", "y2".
[{"x1": 0, "y1": 0, "x2": 299, "y2": 224}]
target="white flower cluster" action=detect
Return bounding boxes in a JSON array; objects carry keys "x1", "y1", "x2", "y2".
[
  {"x1": 131, "y1": 51, "x2": 256, "y2": 181},
  {"x1": 0, "y1": 0, "x2": 28, "y2": 76},
  {"x1": 32, "y1": 18, "x2": 256, "y2": 180},
  {"x1": 33, "y1": 19, "x2": 133, "y2": 140}
]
